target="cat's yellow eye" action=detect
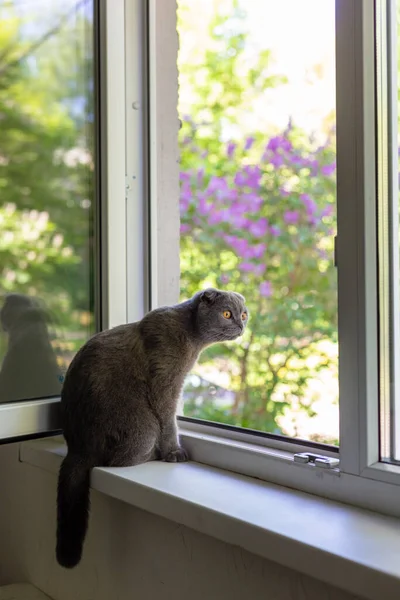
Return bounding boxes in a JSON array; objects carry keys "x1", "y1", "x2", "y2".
[
  {"x1": 223, "y1": 310, "x2": 232, "y2": 319},
  {"x1": 241, "y1": 312, "x2": 248, "y2": 321}
]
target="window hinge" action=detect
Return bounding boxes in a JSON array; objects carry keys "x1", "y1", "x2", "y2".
[{"x1": 294, "y1": 452, "x2": 339, "y2": 470}]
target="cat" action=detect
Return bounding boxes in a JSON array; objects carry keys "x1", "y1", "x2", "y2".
[
  {"x1": 56, "y1": 288, "x2": 248, "y2": 568},
  {"x1": 0, "y1": 293, "x2": 61, "y2": 403}
]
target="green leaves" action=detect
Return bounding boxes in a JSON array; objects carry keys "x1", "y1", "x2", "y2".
[
  {"x1": 178, "y1": 0, "x2": 338, "y2": 442},
  {"x1": 0, "y1": 3, "x2": 95, "y2": 348}
]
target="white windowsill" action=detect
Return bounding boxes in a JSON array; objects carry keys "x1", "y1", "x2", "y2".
[{"x1": 20, "y1": 436, "x2": 400, "y2": 600}]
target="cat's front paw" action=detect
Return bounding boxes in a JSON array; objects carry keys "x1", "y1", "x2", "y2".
[{"x1": 164, "y1": 447, "x2": 189, "y2": 463}]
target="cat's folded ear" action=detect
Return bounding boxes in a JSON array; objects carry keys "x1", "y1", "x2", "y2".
[
  {"x1": 199, "y1": 288, "x2": 221, "y2": 304},
  {"x1": 233, "y1": 291, "x2": 245, "y2": 303}
]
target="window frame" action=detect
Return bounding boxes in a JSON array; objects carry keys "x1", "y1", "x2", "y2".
[
  {"x1": 335, "y1": 0, "x2": 380, "y2": 478},
  {"x1": 0, "y1": 0, "x2": 106, "y2": 441},
  {"x1": 376, "y1": 0, "x2": 400, "y2": 462},
  {"x1": 0, "y1": 0, "x2": 145, "y2": 441},
  {"x1": 5, "y1": 0, "x2": 400, "y2": 520},
  {"x1": 149, "y1": 0, "x2": 400, "y2": 517}
]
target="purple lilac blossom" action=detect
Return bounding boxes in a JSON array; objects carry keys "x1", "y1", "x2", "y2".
[
  {"x1": 244, "y1": 165, "x2": 262, "y2": 188},
  {"x1": 242, "y1": 193, "x2": 263, "y2": 211},
  {"x1": 267, "y1": 136, "x2": 292, "y2": 152},
  {"x1": 223, "y1": 234, "x2": 236, "y2": 245},
  {"x1": 249, "y1": 243, "x2": 266, "y2": 260},
  {"x1": 321, "y1": 204, "x2": 334, "y2": 218},
  {"x1": 244, "y1": 136, "x2": 255, "y2": 151},
  {"x1": 270, "y1": 154, "x2": 284, "y2": 169},
  {"x1": 253, "y1": 263, "x2": 266, "y2": 276},
  {"x1": 206, "y1": 176, "x2": 228, "y2": 195},
  {"x1": 198, "y1": 195, "x2": 210, "y2": 216},
  {"x1": 269, "y1": 225, "x2": 281, "y2": 237},
  {"x1": 309, "y1": 159, "x2": 319, "y2": 176},
  {"x1": 308, "y1": 215, "x2": 318, "y2": 227},
  {"x1": 234, "y1": 171, "x2": 247, "y2": 187},
  {"x1": 234, "y1": 167, "x2": 261, "y2": 189},
  {"x1": 300, "y1": 193, "x2": 317, "y2": 216},
  {"x1": 284, "y1": 210, "x2": 300, "y2": 225},
  {"x1": 180, "y1": 184, "x2": 191, "y2": 212},
  {"x1": 239, "y1": 262, "x2": 254, "y2": 273},
  {"x1": 208, "y1": 210, "x2": 223, "y2": 225},
  {"x1": 220, "y1": 274, "x2": 230, "y2": 284},
  {"x1": 227, "y1": 141, "x2": 236, "y2": 158},
  {"x1": 231, "y1": 214, "x2": 249, "y2": 228},
  {"x1": 289, "y1": 154, "x2": 303, "y2": 166},
  {"x1": 260, "y1": 281, "x2": 272, "y2": 297},
  {"x1": 229, "y1": 203, "x2": 247, "y2": 217},
  {"x1": 226, "y1": 188, "x2": 239, "y2": 202},
  {"x1": 228, "y1": 236, "x2": 249, "y2": 257},
  {"x1": 321, "y1": 162, "x2": 336, "y2": 176},
  {"x1": 238, "y1": 262, "x2": 266, "y2": 275},
  {"x1": 267, "y1": 137, "x2": 280, "y2": 152},
  {"x1": 248, "y1": 218, "x2": 268, "y2": 237}
]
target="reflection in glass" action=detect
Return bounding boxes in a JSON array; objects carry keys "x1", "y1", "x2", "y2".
[
  {"x1": 0, "y1": 0, "x2": 96, "y2": 403},
  {"x1": 177, "y1": 0, "x2": 338, "y2": 443},
  {"x1": 0, "y1": 294, "x2": 62, "y2": 401}
]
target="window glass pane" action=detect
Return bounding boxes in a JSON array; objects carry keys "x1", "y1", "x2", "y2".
[
  {"x1": 377, "y1": 0, "x2": 400, "y2": 462},
  {"x1": 0, "y1": 0, "x2": 96, "y2": 403},
  {"x1": 177, "y1": 0, "x2": 338, "y2": 444}
]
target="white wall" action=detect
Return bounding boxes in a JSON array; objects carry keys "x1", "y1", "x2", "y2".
[{"x1": 0, "y1": 442, "x2": 363, "y2": 600}]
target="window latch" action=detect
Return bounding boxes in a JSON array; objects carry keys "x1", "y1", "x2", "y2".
[{"x1": 294, "y1": 452, "x2": 339, "y2": 470}]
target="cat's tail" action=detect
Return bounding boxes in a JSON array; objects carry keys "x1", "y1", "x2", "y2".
[{"x1": 56, "y1": 453, "x2": 91, "y2": 568}]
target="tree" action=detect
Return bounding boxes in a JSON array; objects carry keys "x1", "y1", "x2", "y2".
[
  {"x1": 0, "y1": 2, "x2": 95, "y2": 340},
  {"x1": 178, "y1": 0, "x2": 338, "y2": 443}
]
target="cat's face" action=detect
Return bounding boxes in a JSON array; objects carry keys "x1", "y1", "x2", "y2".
[{"x1": 195, "y1": 288, "x2": 249, "y2": 344}]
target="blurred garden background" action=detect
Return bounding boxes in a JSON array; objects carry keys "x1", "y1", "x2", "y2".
[
  {"x1": 0, "y1": 0, "x2": 95, "y2": 395},
  {"x1": 177, "y1": 0, "x2": 339, "y2": 444}
]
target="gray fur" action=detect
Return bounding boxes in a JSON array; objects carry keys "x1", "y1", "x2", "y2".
[{"x1": 56, "y1": 288, "x2": 248, "y2": 568}]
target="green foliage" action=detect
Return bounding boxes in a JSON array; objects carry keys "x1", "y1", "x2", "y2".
[
  {"x1": 0, "y1": 3, "x2": 95, "y2": 343},
  {"x1": 178, "y1": 0, "x2": 338, "y2": 443}
]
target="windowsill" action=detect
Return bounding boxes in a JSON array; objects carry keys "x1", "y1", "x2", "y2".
[{"x1": 20, "y1": 436, "x2": 400, "y2": 600}]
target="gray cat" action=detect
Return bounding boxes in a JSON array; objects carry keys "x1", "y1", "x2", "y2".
[{"x1": 56, "y1": 288, "x2": 248, "y2": 568}]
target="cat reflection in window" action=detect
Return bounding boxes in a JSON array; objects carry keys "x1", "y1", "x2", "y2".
[{"x1": 0, "y1": 293, "x2": 62, "y2": 403}]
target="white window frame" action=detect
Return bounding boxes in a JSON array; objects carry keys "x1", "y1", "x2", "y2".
[
  {"x1": 0, "y1": 0, "x2": 116, "y2": 441},
  {"x1": 5, "y1": 0, "x2": 400, "y2": 520},
  {"x1": 0, "y1": 0, "x2": 147, "y2": 440},
  {"x1": 145, "y1": 0, "x2": 400, "y2": 518}
]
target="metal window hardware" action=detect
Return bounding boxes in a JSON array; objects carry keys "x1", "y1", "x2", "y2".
[
  {"x1": 125, "y1": 175, "x2": 137, "y2": 195},
  {"x1": 294, "y1": 452, "x2": 339, "y2": 470}
]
